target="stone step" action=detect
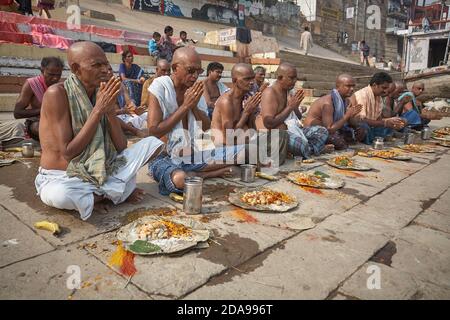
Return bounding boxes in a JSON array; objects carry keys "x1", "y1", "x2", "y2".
[{"x1": 0, "y1": 93, "x2": 18, "y2": 112}]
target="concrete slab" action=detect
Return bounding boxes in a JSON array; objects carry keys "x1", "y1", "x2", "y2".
[
  {"x1": 339, "y1": 262, "x2": 418, "y2": 300},
  {"x1": 84, "y1": 213, "x2": 294, "y2": 298},
  {"x1": 388, "y1": 226, "x2": 450, "y2": 287},
  {"x1": 413, "y1": 280, "x2": 450, "y2": 300},
  {"x1": 185, "y1": 214, "x2": 389, "y2": 300},
  {"x1": 0, "y1": 245, "x2": 154, "y2": 300},
  {"x1": 0, "y1": 162, "x2": 177, "y2": 247},
  {"x1": 0, "y1": 205, "x2": 54, "y2": 268},
  {"x1": 414, "y1": 209, "x2": 450, "y2": 234},
  {"x1": 427, "y1": 188, "x2": 450, "y2": 215},
  {"x1": 222, "y1": 178, "x2": 361, "y2": 229}
]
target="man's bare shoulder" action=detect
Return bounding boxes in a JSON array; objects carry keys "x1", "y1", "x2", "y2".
[
  {"x1": 262, "y1": 86, "x2": 275, "y2": 96},
  {"x1": 215, "y1": 91, "x2": 232, "y2": 109},
  {"x1": 41, "y1": 83, "x2": 68, "y2": 113},
  {"x1": 311, "y1": 94, "x2": 332, "y2": 109}
]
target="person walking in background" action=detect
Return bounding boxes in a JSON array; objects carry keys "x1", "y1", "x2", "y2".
[
  {"x1": 360, "y1": 40, "x2": 370, "y2": 67},
  {"x1": 300, "y1": 26, "x2": 313, "y2": 56}
]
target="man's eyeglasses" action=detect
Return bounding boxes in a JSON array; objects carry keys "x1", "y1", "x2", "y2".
[{"x1": 182, "y1": 65, "x2": 204, "y2": 75}]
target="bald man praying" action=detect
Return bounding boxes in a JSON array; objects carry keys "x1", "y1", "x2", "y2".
[
  {"x1": 211, "y1": 63, "x2": 261, "y2": 146},
  {"x1": 35, "y1": 41, "x2": 164, "y2": 220},
  {"x1": 304, "y1": 74, "x2": 365, "y2": 150},
  {"x1": 255, "y1": 63, "x2": 329, "y2": 161},
  {"x1": 147, "y1": 47, "x2": 239, "y2": 196}
]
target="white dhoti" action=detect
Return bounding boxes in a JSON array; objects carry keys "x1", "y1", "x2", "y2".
[
  {"x1": 0, "y1": 120, "x2": 25, "y2": 147},
  {"x1": 35, "y1": 136, "x2": 163, "y2": 220},
  {"x1": 117, "y1": 112, "x2": 148, "y2": 130}
]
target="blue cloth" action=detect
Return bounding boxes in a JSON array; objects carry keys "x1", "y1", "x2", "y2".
[
  {"x1": 149, "y1": 145, "x2": 244, "y2": 195},
  {"x1": 148, "y1": 39, "x2": 158, "y2": 54},
  {"x1": 149, "y1": 154, "x2": 206, "y2": 195},
  {"x1": 331, "y1": 89, "x2": 346, "y2": 123},
  {"x1": 401, "y1": 109, "x2": 430, "y2": 130},
  {"x1": 207, "y1": 108, "x2": 214, "y2": 120},
  {"x1": 331, "y1": 89, "x2": 356, "y2": 140},
  {"x1": 398, "y1": 92, "x2": 420, "y2": 113},
  {"x1": 288, "y1": 126, "x2": 329, "y2": 159},
  {"x1": 119, "y1": 63, "x2": 143, "y2": 80},
  {"x1": 119, "y1": 63, "x2": 144, "y2": 105},
  {"x1": 360, "y1": 122, "x2": 393, "y2": 145}
]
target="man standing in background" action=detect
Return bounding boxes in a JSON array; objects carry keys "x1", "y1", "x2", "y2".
[{"x1": 300, "y1": 26, "x2": 313, "y2": 56}]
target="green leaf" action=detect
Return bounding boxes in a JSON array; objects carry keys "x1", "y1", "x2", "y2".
[
  {"x1": 129, "y1": 240, "x2": 161, "y2": 254},
  {"x1": 314, "y1": 171, "x2": 330, "y2": 179}
]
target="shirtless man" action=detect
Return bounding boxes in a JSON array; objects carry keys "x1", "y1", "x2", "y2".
[
  {"x1": 201, "y1": 62, "x2": 229, "y2": 119},
  {"x1": 251, "y1": 66, "x2": 269, "y2": 93},
  {"x1": 14, "y1": 56, "x2": 63, "y2": 141},
  {"x1": 304, "y1": 74, "x2": 364, "y2": 150},
  {"x1": 383, "y1": 81, "x2": 406, "y2": 118},
  {"x1": 147, "y1": 48, "x2": 238, "y2": 195},
  {"x1": 256, "y1": 63, "x2": 329, "y2": 161},
  {"x1": 35, "y1": 42, "x2": 163, "y2": 220},
  {"x1": 141, "y1": 59, "x2": 171, "y2": 109},
  {"x1": 211, "y1": 63, "x2": 262, "y2": 146}
]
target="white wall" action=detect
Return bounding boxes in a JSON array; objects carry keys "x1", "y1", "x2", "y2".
[{"x1": 297, "y1": 0, "x2": 317, "y2": 21}]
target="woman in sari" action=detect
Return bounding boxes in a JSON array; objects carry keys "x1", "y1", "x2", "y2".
[{"x1": 119, "y1": 51, "x2": 146, "y2": 106}]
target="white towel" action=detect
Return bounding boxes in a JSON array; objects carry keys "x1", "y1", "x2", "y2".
[{"x1": 149, "y1": 76, "x2": 208, "y2": 156}]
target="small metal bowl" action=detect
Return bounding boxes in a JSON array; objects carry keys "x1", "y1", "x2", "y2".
[{"x1": 21, "y1": 142, "x2": 34, "y2": 158}]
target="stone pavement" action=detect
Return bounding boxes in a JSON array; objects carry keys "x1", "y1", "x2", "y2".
[{"x1": 1, "y1": 120, "x2": 450, "y2": 300}]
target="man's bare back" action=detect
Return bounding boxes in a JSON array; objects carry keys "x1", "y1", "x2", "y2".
[
  {"x1": 255, "y1": 86, "x2": 288, "y2": 130},
  {"x1": 303, "y1": 95, "x2": 332, "y2": 127},
  {"x1": 39, "y1": 82, "x2": 73, "y2": 171},
  {"x1": 211, "y1": 91, "x2": 255, "y2": 145}
]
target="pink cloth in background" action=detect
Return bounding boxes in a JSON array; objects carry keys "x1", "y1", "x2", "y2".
[
  {"x1": 32, "y1": 33, "x2": 73, "y2": 50},
  {"x1": 116, "y1": 45, "x2": 138, "y2": 55},
  {"x1": 31, "y1": 24, "x2": 54, "y2": 35},
  {"x1": 0, "y1": 21, "x2": 18, "y2": 33},
  {"x1": 0, "y1": 31, "x2": 33, "y2": 44},
  {"x1": 27, "y1": 75, "x2": 48, "y2": 104}
]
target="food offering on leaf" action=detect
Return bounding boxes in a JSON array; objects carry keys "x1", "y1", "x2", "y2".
[
  {"x1": 287, "y1": 171, "x2": 344, "y2": 189},
  {"x1": 136, "y1": 219, "x2": 193, "y2": 241},
  {"x1": 432, "y1": 131, "x2": 450, "y2": 141},
  {"x1": 326, "y1": 155, "x2": 372, "y2": 171},
  {"x1": 399, "y1": 144, "x2": 435, "y2": 153},
  {"x1": 358, "y1": 149, "x2": 412, "y2": 161},
  {"x1": 434, "y1": 127, "x2": 450, "y2": 135},
  {"x1": 229, "y1": 188, "x2": 299, "y2": 213},
  {"x1": 334, "y1": 156, "x2": 354, "y2": 167},
  {"x1": 241, "y1": 189, "x2": 295, "y2": 206},
  {"x1": 117, "y1": 216, "x2": 210, "y2": 255}
]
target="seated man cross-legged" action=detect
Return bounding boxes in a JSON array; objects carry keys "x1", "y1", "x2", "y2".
[
  {"x1": 35, "y1": 42, "x2": 163, "y2": 220},
  {"x1": 147, "y1": 48, "x2": 242, "y2": 195}
]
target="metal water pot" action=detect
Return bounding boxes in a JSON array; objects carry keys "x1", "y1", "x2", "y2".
[
  {"x1": 183, "y1": 177, "x2": 203, "y2": 215},
  {"x1": 241, "y1": 165, "x2": 256, "y2": 183},
  {"x1": 21, "y1": 142, "x2": 34, "y2": 158},
  {"x1": 421, "y1": 127, "x2": 432, "y2": 140}
]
